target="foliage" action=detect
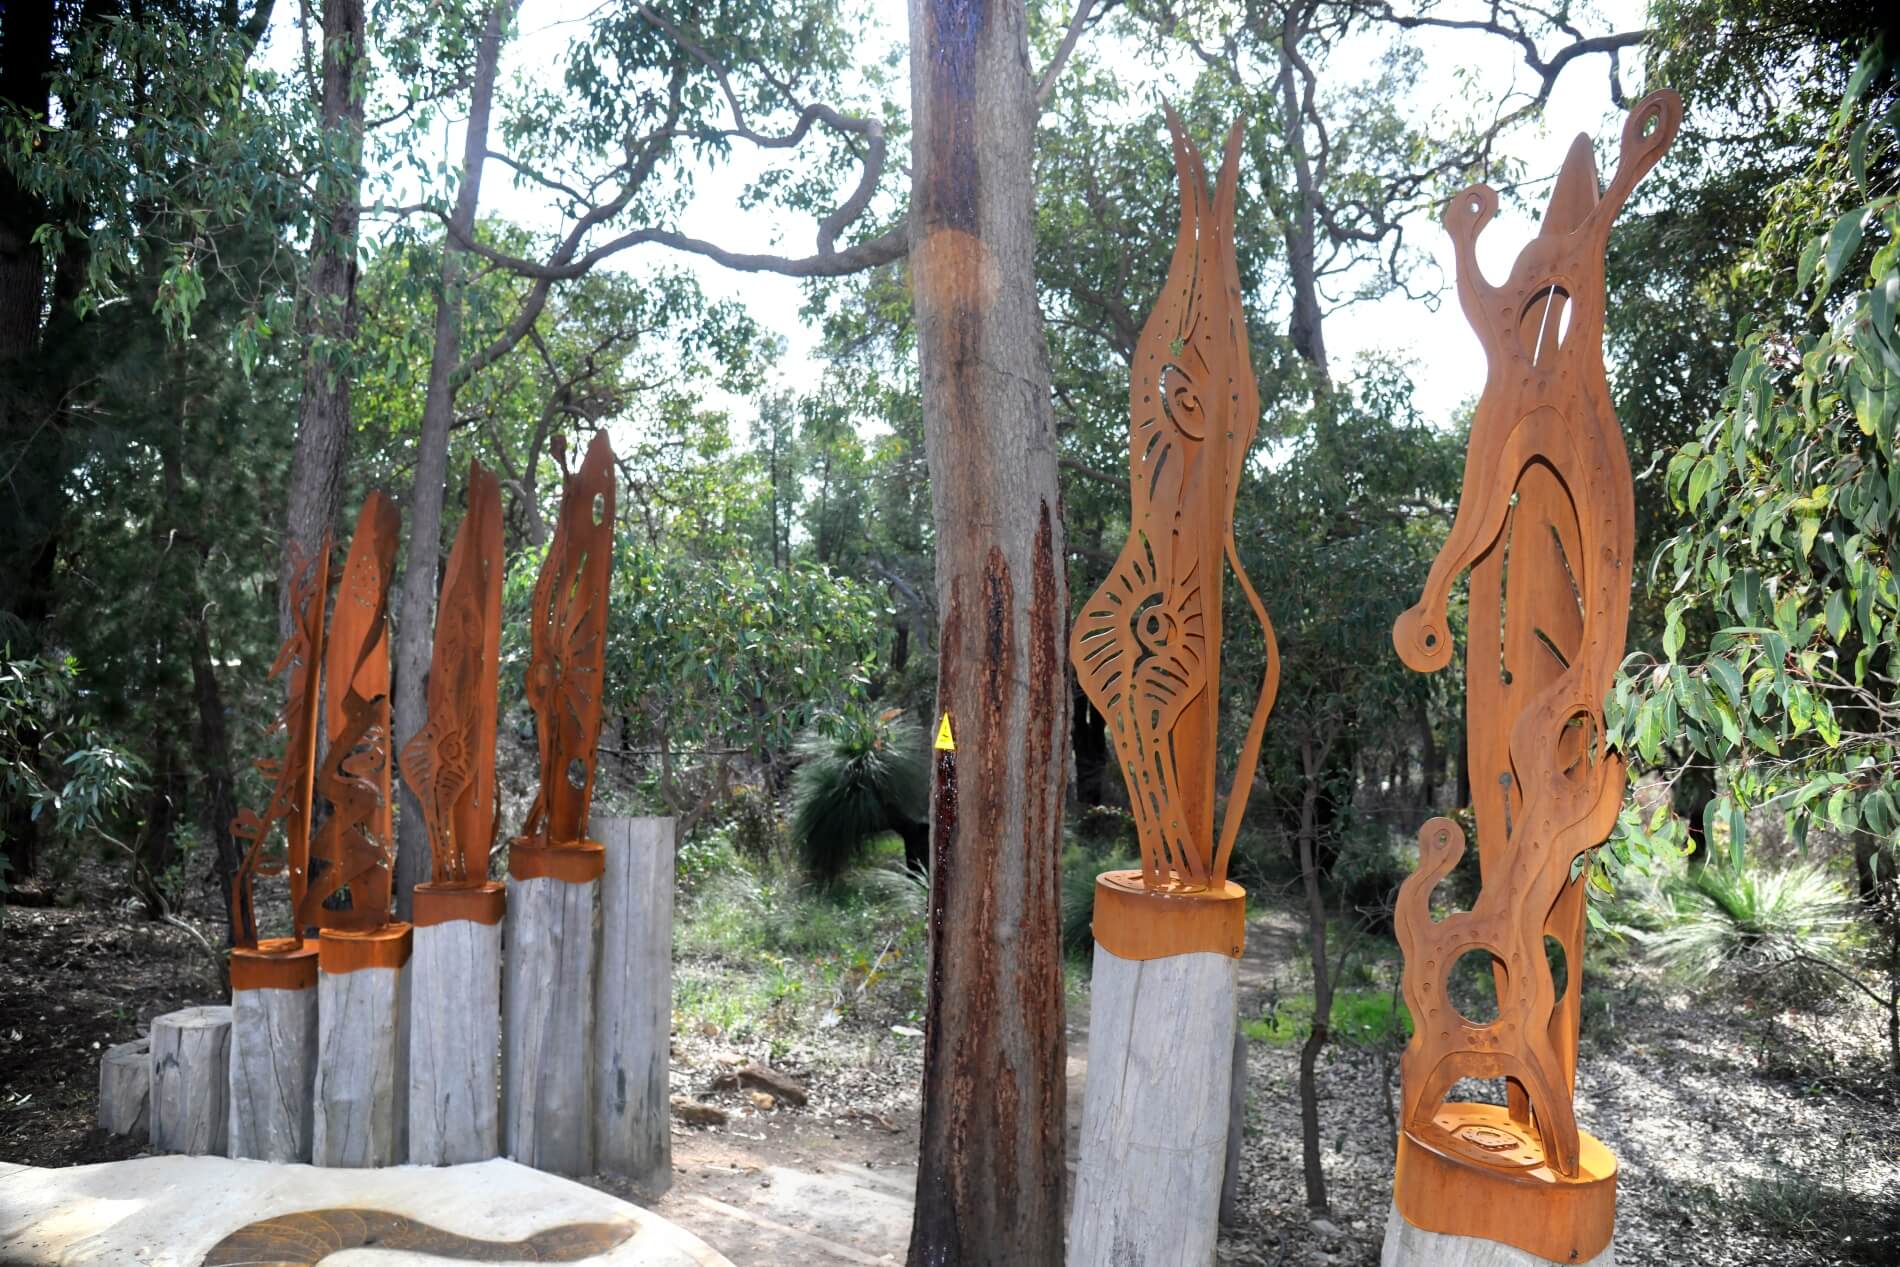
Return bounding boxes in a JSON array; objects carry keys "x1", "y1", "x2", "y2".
[
  {"x1": 1639, "y1": 861, "x2": 1860, "y2": 1004},
  {"x1": 1244, "y1": 989, "x2": 1412, "y2": 1048},
  {"x1": 0, "y1": 653, "x2": 145, "y2": 889},
  {"x1": 1610, "y1": 39, "x2": 1900, "y2": 872},
  {"x1": 789, "y1": 708, "x2": 927, "y2": 885}
]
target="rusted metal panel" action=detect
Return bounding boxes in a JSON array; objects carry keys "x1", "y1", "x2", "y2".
[
  {"x1": 399, "y1": 461, "x2": 504, "y2": 887},
  {"x1": 303, "y1": 490, "x2": 401, "y2": 933},
  {"x1": 518, "y1": 431, "x2": 616, "y2": 854},
  {"x1": 1069, "y1": 113, "x2": 1279, "y2": 896},
  {"x1": 1388, "y1": 90, "x2": 1681, "y2": 1264},
  {"x1": 229, "y1": 533, "x2": 330, "y2": 950}
]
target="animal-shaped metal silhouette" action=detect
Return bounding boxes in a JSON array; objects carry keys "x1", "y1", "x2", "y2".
[
  {"x1": 1387, "y1": 91, "x2": 1680, "y2": 1262},
  {"x1": 229, "y1": 535, "x2": 330, "y2": 949},
  {"x1": 400, "y1": 463, "x2": 504, "y2": 885},
  {"x1": 1070, "y1": 112, "x2": 1278, "y2": 893},
  {"x1": 302, "y1": 491, "x2": 401, "y2": 932},
  {"x1": 520, "y1": 431, "x2": 615, "y2": 850}
]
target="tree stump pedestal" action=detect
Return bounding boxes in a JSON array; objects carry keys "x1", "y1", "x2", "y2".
[
  {"x1": 592, "y1": 816, "x2": 675, "y2": 1192},
  {"x1": 312, "y1": 925, "x2": 411, "y2": 1167},
  {"x1": 503, "y1": 840, "x2": 601, "y2": 1176},
  {"x1": 149, "y1": 1005, "x2": 232, "y2": 1156},
  {"x1": 1382, "y1": 1201, "x2": 1616, "y2": 1266},
  {"x1": 97, "y1": 1036, "x2": 150, "y2": 1138},
  {"x1": 227, "y1": 939, "x2": 319, "y2": 1161},
  {"x1": 1067, "y1": 873, "x2": 1245, "y2": 1267},
  {"x1": 408, "y1": 882, "x2": 505, "y2": 1165}
]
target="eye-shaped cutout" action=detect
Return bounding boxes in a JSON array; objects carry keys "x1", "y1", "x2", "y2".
[
  {"x1": 1518, "y1": 284, "x2": 1573, "y2": 365},
  {"x1": 591, "y1": 492, "x2": 606, "y2": 525},
  {"x1": 1555, "y1": 709, "x2": 1600, "y2": 781}
]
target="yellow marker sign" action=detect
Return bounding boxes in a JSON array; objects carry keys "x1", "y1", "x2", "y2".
[{"x1": 934, "y1": 713, "x2": 955, "y2": 752}]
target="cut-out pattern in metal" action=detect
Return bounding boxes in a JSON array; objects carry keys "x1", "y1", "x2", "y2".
[
  {"x1": 229, "y1": 534, "x2": 330, "y2": 949},
  {"x1": 1387, "y1": 91, "x2": 1680, "y2": 1264},
  {"x1": 400, "y1": 462, "x2": 504, "y2": 885},
  {"x1": 519, "y1": 431, "x2": 615, "y2": 850},
  {"x1": 302, "y1": 491, "x2": 401, "y2": 932},
  {"x1": 1070, "y1": 112, "x2": 1278, "y2": 894}
]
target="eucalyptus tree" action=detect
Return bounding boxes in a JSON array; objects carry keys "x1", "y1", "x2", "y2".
[
  {"x1": 385, "y1": 0, "x2": 911, "y2": 908},
  {"x1": 0, "y1": 1, "x2": 302, "y2": 908}
]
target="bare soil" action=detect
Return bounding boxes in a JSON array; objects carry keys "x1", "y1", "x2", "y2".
[{"x1": 3, "y1": 870, "x2": 1896, "y2": 1267}]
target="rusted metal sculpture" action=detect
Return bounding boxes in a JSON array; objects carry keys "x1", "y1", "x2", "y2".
[
  {"x1": 229, "y1": 534, "x2": 330, "y2": 952},
  {"x1": 516, "y1": 430, "x2": 616, "y2": 862},
  {"x1": 1387, "y1": 90, "x2": 1680, "y2": 1264},
  {"x1": 400, "y1": 462, "x2": 505, "y2": 889},
  {"x1": 1068, "y1": 113, "x2": 1277, "y2": 1266},
  {"x1": 1070, "y1": 112, "x2": 1278, "y2": 953},
  {"x1": 302, "y1": 490, "x2": 402, "y2": 933}
]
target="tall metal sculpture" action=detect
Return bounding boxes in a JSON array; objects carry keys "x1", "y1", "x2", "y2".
[
  {"x1": 400, "y1": 461, "x2": 505, "y2": 888},
  {"x1": 1386, "y1": 91, "x2": 1680, "y2": 1264},
  {"x1": 229, "y1": 534, "x2": 330, "y2": 952},
  {"x1": 1067, "y1": 113, "x2": 1278, "y2": 1266},
  {"x1": 517, "y1": 430, "x2": 616, "y2": 858},
  {"x1": 304, "y1": 490, "x2": 402, "y2": 933},
  {"x1": 1070, "y1": 110, "x2": 1279, "y2": 923}
]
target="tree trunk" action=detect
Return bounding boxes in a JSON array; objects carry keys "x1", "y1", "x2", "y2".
[
  {"x1": 391, "y1": 0, "x2": 512, "y2": 916},
  {"x1": 189, "y1": 615, "x2": 243, "y2": 945},
  {"x1": 1296, "y1": 736, "x2": 1333, "y2": 1213},
  {"x1": 904, "y1": 4, "x2": 1069, "y2": 1264},
  {"x1": 281, "y1": 0, "x2": 366, "y2": 632}
]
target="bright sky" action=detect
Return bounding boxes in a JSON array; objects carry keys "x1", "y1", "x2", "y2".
[{"x1": 260, "y1": 0, "x2": 1650, "y2": 431}]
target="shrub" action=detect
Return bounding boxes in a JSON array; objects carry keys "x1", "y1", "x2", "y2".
[
  {"x1": 790, "y1": 708, "x2": 926, "y2": 884},
  {"x1": 1641, "y1": 862, "x2": 1859, "y2": 1006}
]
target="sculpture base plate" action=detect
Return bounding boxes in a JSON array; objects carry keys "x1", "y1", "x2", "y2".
[
  {"x1": 1090, "y1": 870, "x2": 1245, "y2": 960},
  {"x1": 1394, "y1": 1102, "x2": 1616, "y2": 1264}
]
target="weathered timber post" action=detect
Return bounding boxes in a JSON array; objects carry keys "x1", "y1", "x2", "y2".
[
  {"x1": 97, "y1": 1036, "x2": 150, "y2": 1137},
  {"x1": 593, "y1": 815, "x2": 675, "y2": 1190},
  {"x1": 400, "y1": 462, "x2": 506, "y2": 1166},
  {"x1": 312, "y1": 925, "x2": 412, "y2": 1167},
  {"x1": 408, "y1": 882, "x2": 504, "y2": 1163},
  {"x1": 1382, "y1": 91, "x2": 1680, "y2": 1267},
  {"x1": 227, "y1": 941, "x2": 318, "y2": 1161},
  {"x1": 1065, "y1": 115, "x2": 1279, "y2": 1267},
  {"x1": 149, "y1": 1005, "x2": 232, "y2": 1156},
  {"x1": 503, "y1": 843, "x2": 600, "y2": 1175},
  {"x1": 501, "y1": 433, "x2": 614, "y2": 1179}
]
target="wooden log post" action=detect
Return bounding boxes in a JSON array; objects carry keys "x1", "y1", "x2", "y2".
[
  {"x1": 149, "y1": 1005, "x2": 232, "y2": 1156},
  {"x1": 227, "y1": 940, "x2": 319, "y2": 1161},
  {"x1": 592, "y1": 815, "x2": 674, "y2": 1191},
  {"x1": 312, "y1": 925, "x2": 412, "y2": 1167},
  {"x1": 1218, "y1": 1013, "x2": 1247, "y2": 1226},
  {"x1": 503, "y1": 842, "x2": 601, "y2": 1176},
  {"x1": 97, "y1": 1037, "x2": 149, "y2": 1137},
  {"x1": 408, "y1": 882, "x2": 505, "y2": 1164},
  {"x1": 1068, "y1": 876, "x2": 1245, "y2": 1267},
  {"x1": 1382, "y1": 1202, "x2": 1616, "y2": 1267}
]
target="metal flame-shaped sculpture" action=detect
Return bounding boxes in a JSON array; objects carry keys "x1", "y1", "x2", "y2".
[
  {"x1": 1070, "y1": 113, "x2": 1278, "y2": 895},
  {"x1": 520, "y1": 431, "x2": 615, "y2": 851},
  {"x1": 400, "y1": 463, "x2": 504, "y2": 885},
  {"x1": 302, "y1": 491, "x2": 401, "y2": 931},
  {"x1": 229, "y1": 535, "x2": 330, "y2": 949},
  {"x1": 1387, "y1": 91, "x2": 1680, "y2": 1263}
]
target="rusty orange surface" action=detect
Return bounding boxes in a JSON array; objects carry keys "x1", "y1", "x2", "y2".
[
  {"x1": 399, "y1": 461, "x2": 504, "y2": 886},
  {"x1": 1387, "y1": 91, "x2": 1680, "y2": 1261},
  {"x1": 1070, "y1": 113, "x2": 1278, "y2": 895},
  {"x1": 520, "y1": 431, "x2": 616, "y2": 853},
  {"x1": 303, "y1": 491, "x2": 401, "y2": 934},
  {"x1": 229, "y1": 533, "x2": 330, "y2": 951}
]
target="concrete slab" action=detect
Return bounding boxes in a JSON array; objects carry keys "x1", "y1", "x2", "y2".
[{"x1": 0, "y1": 1155, "x2": 733, "y2": 1266}]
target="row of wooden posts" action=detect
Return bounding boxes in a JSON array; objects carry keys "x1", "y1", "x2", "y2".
[{"x1": 99, "y1": 816, "x2": 673, "y2": 1186}]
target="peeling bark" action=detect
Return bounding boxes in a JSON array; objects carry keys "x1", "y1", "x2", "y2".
[{"x1": 906, "y1": 3, "x2": 1069, "y2": 1262}]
